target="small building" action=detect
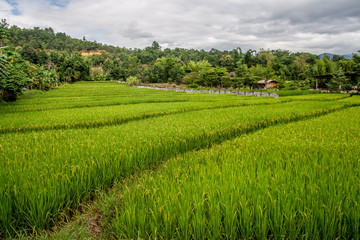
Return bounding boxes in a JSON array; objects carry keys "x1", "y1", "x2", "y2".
[
  {"x1": 257, "y1": 79, "x2": 278, "y2": 89},
  {"x1": 314, "y1": 72, "x2": 360, "y2": 90}
]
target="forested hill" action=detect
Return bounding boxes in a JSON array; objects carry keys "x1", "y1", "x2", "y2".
[
  {"x1": 319, "y1": 53, "x2": 353, "y2": 60},
  {"x1": 1, "y1": 21, "x2": 360, "y2": 102},
  {"x1": 7, "y1": 25, "x2": 119, "y2": 53}
]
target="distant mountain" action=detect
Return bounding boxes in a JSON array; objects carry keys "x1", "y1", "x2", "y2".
[{"x1": 318, "y1": 53, "x2": 353, "y2": 60}]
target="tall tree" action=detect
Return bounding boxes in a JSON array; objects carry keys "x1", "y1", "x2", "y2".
[
  {"x1": 151, "y1": 41, "x2": 161, "y2": 51},
  {"x1": 0, "y1": 19, "x2": 9, "y2": 54}
]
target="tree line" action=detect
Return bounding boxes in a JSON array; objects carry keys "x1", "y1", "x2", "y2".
[{"x1": 1, "y1": 20, "x2": 360, "y2": 101}]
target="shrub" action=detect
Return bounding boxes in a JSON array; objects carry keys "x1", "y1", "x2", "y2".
[
  {"x1": 126, "y1": 76, "x2": 141, "y2": 86},
  {"x1": 188, "y1": 83, "x2": 199, "y2": 88},
  {"x1": 0, "y1": 52, "x2": 31, "y2": 101}
]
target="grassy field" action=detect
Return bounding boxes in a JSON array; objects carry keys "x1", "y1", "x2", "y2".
[
  {"x1": 113, "y1": 107, "x2": 360, "y2": 239},
  {"x1": 0, "y1": 81, "x2": 359, "y2": 238}
]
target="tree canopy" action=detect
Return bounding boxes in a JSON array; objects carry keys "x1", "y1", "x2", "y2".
[{"x1": 1, "y1": 21, "x2": 360, "y2": 102}]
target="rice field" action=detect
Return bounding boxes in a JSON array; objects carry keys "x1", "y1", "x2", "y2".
[
  {"x1": 0, "y1": 81, "x2": 359, "y2": 238},
  {"x1": 113, "y1": 107, "x2": 360, "y2": 239}
]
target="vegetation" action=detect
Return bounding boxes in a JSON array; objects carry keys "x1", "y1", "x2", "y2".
[
  {"x1": 126, "y1": 76, "x2": 140, "y2": 85},
  {"x1": 113, "y1": 106, "x2": 360, "y2": 239},
  {"x1": 0, "y1": 20, "x2": 58, "y2": 102},
  {"x1": 1, "y1": 18, "x2": 360, "y2": 239},
  {"x1": 1, "y1": 19, "x2": 359, "y2": 102},
  {"x1": 1, "y1": 81, "x2": 360, "y2": 239},
  {"x1": 0, "y1": 47, "x2": 8, "y2": 76}
]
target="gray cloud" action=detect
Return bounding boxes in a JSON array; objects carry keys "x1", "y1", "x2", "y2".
[
  {"x1": 1, "y1": 0, "x2": 359, "y2": 54},
  {"x1": 121, "y1": 22, "x2": 154, "y2": 40}
]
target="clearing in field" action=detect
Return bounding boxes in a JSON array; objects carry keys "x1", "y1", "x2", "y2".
[{"x1": 0, "y1": 81, "x2": 359, "y2": 239}]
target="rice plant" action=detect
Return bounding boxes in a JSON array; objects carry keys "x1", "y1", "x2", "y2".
[
  {"x1": 0, "y1": 81, "x2": 357, "y2": 237},
  {"x1": 113, "y1": 107, "x2": 360, "y2": 239}
]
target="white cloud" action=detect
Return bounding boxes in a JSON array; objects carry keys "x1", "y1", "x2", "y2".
[
  {"x1": 1, "y1": 0, "x2": 360, "y2": 54},
  {"x1": 0, "y1": 0, "x2": 13, "y2": 12}
]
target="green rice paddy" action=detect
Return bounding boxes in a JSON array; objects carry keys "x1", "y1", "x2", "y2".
[{"x1": 0, "y1": 81, "x2": 359, "y2": 239}]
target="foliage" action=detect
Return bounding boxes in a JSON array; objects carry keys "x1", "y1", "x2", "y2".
[
  {"x1": 113, "y1": 106, "x2": 360, "y2": 239},
  {"x1": 148, "y1": 56, "x2": 184, "y2": 83},
  {"x1": 0, "y1": 19, "x2": 9, "y2": 79},
  {"x1": 0, "y1": 49, "x2": 31, "y2": 101},
  {"x1": 58, "y1": 52, "x2": 91, "y2": 82},
  {"x1": 2, "y1": 82, "x2": 359, "y2": 237},
  {"x1": 2, "y1": 22, "x2": 360, "y2": 100},
  {"x1": 0, "y1": 20, "x2": 62, "y2": 102},
  {"x1": 187, "y1": 83, "x2": 199, "y2": 88},
  {"x1": 327, "y1": 70, "x2": 351, "y2": 92},
  {"x1": 109, "y1": 66, "x2": 126, "y2": 80},
  {"x1": 126, "y1": 75, "x2": 141, "y2": 85},
  {"x1": 0, "y1": 48, "x2": 8, "y2": 77},
  {"x1": 32, "y1": 66, "x2": 59, "y2": 90},
  {"x1": 1, "y1": 82, "x2": 360, "y2": 238},
  {"x1": 283, "y1": 80, "x2": 298, "y2": 90},
  {"x1": 0, "y1": 19, "x2": 9, "y2": 50},
  {"x1": 0, "y1": 64, "x2": 29, "y2": 101}
]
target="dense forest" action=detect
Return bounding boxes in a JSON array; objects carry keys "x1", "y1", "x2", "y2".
[{"x1": 0, "y1": 19, "x2": 359, "y2": 102}]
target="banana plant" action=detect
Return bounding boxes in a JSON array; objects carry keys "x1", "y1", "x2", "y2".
[{"x1": 0, "y1": 46, "x2": 8, "y2": 77}]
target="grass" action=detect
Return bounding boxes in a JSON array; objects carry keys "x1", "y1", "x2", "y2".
[
  {"x1": 0, "y1": 100, "x2": 287, "y2": 134},
  {"x1": 277, "y1": 90, "x2": 323, "y2": 96},
  {"x1": 0, "y1": 81, "x2": 358, "y2": 238},
  {"x1": 195, "y1": 87, "x2": 324, "y2": 97},
  {"x1": 112, "y1": 106, "x2": 360, "y2": 239}
]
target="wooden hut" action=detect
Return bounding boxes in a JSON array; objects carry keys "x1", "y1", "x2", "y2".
[{"x1": 257, "y1": 79, "x2": 278, "y2": 89}]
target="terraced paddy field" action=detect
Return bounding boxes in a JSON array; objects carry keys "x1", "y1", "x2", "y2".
[{"x1": 0, "y1": 81, "x2": 359, "y2": 239}]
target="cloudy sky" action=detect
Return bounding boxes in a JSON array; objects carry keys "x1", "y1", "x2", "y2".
[{"x1": 1, "y1": 0, "x2": 359, "y2": 54}]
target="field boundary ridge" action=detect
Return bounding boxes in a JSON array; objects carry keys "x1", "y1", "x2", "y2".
[{"x1": 133, "y1": 85, "x2": 280, "y2": 98}]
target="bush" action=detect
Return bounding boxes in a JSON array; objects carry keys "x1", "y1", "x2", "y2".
[
  {"x1": 188, "y1": 83, "x2": 199, "y2": 88},
  {"x1": 126, "y1": 76, "x2": 141, "y2": 86},
  {"x1": 0, "y1": 52, "x2": 31, "y2": 101},
  {"x1": 284, "y1": 81, "x2": 298, "y2": 90}
]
